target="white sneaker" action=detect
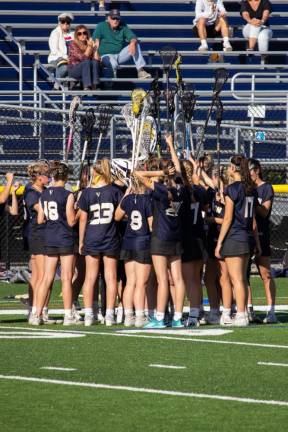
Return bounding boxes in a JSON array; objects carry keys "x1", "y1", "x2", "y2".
[
  {"x1": 198, "y1": 44, "x2": 208, "y2": 52},
  {"x1": 263, "y1": 312, "x2": 278, "y2": 324},
  {"x1": 231, "y1": 313, "x2": 249, "y2": 327},
  {"x1": 63, "y1": 315, "x2": 84, "y2": 326},
  {"x1": 84, "y1": 315, "x2": 95, "y2": 327},
  {"x1": 223, "y1": 41, "x2": 233, "y2": 52},
  {"x1": 116, "y1": 307, "x2": 124, "y2": 324},
  {"x1": 124, "y1": 314, "x2": 135, "y2": 327},
  {"x1": 42, "y1": 311, "x2": 56, "y2": 325},
  {"x1": 105, "y1": 315, "x2": 116, "y2": 327},
  {"x1": 29, "y1": 314, "x2": 43, "y2": 326},
  {"x1": 137, "y1": 69, "x2": 152, "y2": 79},
  {"x1": 135, "y1": 316, "x2": 148, "y2": 328},
  {"x1": 185, "y1": 316, "x2": 200, "y2": 328},
  {"x1": 206, "y1": 312, "x2": 220, "y2": 325},
  {"x1": 220, "y1": 313, "x2": 233, "y2": 326}
]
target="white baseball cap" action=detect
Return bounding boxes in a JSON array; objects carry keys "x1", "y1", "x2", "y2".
[{"x1": 58, "y1": 13, "x2": 74, "y2": 22}]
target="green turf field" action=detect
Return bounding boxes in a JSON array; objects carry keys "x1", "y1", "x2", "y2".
[{"x1": 0, "y1": 278, "x2": 288, "y2": 432}]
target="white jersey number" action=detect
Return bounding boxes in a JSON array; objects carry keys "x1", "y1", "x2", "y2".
[
  {"x1": 190, "y1": 202, "x2": 200, "y2": 225},
  {"x1": 244, "y1": 197, "x2": 254, "y2": 218},
  {"x1": 44, "y1": 201, "x2": 59, "y2": 221},
  {"x1": 90, "y1": 203, "x2": 114, "y2": 225},
  {"x1": 130, "y1": 210, "x2": 142, "y2": 231}
]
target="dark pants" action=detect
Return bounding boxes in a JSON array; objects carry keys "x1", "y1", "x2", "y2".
[{"x1": 68, "y1": 59, "x2": 100, "y2": 88}]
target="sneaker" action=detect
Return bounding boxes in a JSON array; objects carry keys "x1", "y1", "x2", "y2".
[
  {"x1": 72, "y1": 307, "x2": 84, "y2": 323},
  {"x1": 42, "y1": 312, "x2": 56, "y2": 325},
  {"x1": 223, "y1": 41, "x2": 233, "y2": 52},
  {"x1": 29, "y1": 314, "x2": 43, "y2": 326},
  {"x1": 135, "y1": 315, "x2": 148, "y2": 328},
  {"x1": 198, "y1": 44, "x2": 208, "y2": 52},
  {"x1": 124, "y1": 315, "x2": 135, "y2": 327},
  {"x1": 220, "y1": 313, "x2": 233, "y2": 326},
  {"x1": 184, "y1": 316, "x2": 200, "y2": 328},
  {"x1": 231, "y1": 313, "x2": 249, "y2": 327},
  {"x1": 198, "y1": 310, "x2": 207, "y2": 325},
  {"x1": 143, "y1": 318, "x2": 166, "y2": 329},
  {"x1": 63, "y1": 315, "x2": 84, "y2": 326},
  {"x1": 172, "y1": 319, "x2": 184, "y2": 328},
  {"x1": 247, "y1": 310, "x2": 262, "y2": 324},
  {"x1": 84, "y1": 314, "x2": 95, "y2": 327},
  {"x1": 206, "y1": 312, "x2": 220, "y2": 325},
  {"x1": 263, "y1": 312, "x2": 278, "y2": 324},
  {"x1": 116, "y1": 307, "x2": 124, "y2": 324},
  {"x1": 137, "y1": 69, "x2": 152, "y2": 79},
  {"x1": 73, "y1": 300, "x2": 81, "y2": 311},
  {"x1": 105, "y1": 315, "x2": 116, "y2": 327}
]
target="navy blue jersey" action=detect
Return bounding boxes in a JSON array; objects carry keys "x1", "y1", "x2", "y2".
[
  {"x1": 255, "y1": 182, "x2": 274, "y2": 236},
  {"x1": 151, "y1": 182, "x2": 186, "y2": 242},
  {"x1": 41, "y1": 187, "x2": 75, "y2": 249},
  {"x1": 120, "y1": 193, "x2": 153, "y2": 251},
  {"x1": 182, "y1": 185, "x2": 208, "y2": 240},
  {"x1": 224, "y1": 181, "x2": 256, "y2": 242},
  {"x1": 23, "y1": 184, "x2": 45, "y2": 242},
  {"x1": 207, "y1": 192, "x2": 225, "y2": 243},
  {"x1": 78, "y1": 185, "x2": 123, "y2": 252},
  {"x1": 113, "y1": 183, "x2": 127, "y2": 240}
]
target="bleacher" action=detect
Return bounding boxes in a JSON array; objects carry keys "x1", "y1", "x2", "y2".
[{"x1": 0, "y1": 0, "x2": 287, "y2": 162}]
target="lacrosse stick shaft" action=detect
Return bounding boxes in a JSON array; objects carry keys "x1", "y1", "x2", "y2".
[
  {"x1": 188, "y1": 123, "x2": 194, "y2": 155},
  {"x1": 76, "y1": 139, "x2": 88, "y2": 189},
  {"x1": 65, "y1": 129, "x2": 73, "y2": 162},
  {"x1": 93, "y1": 132, "x2": 103, "y2": 165},
  {"x1": 195, "y1": 96, "x2": 216, "y2": 159}
]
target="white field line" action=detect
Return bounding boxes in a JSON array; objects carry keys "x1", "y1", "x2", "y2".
[
  {"x1": 1, "y1": 325, "x2": 288, "y2": 350},
  {"x1": 40, "y1": 367, "x2": 77, "y2": 371},
  {"x1": 0, "y1": 375, "x2": 288, "y2": 407},
  {"x1": 149, "y1": 364, "x2": 186, "y2": 370},
  {"x1": 1, "y1": 305, "x2": 288, "y2": 315},
  {"x1": 258, "y1": 362, "x2": 288, "y2": 368}
]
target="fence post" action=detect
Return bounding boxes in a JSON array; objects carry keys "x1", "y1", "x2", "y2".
[
  {"x1": 110, "y1": 116, "x2": 116, "y2": 160},
  {"x1": 4, "y1": 212, "x2": 10, "y2": 271}
]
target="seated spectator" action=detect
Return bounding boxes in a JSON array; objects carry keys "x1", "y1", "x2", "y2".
[
  {"x1": 193, "y1": 0, "x2": 232, "y2": 52},
  {"x1": 68, "y1": 25, "x2": 101, "y2": 90},
  {"x1": 98, "y1": 0, "x2": 106, "y2": 11},
  {"x1": 48, "y1": 13, "x2": 74, "y2": 88},
  {"x1": 92, "y1": 9, "x2": 151, "y2": 80},
  {"x1": 241, "y1": 0, "x2": 273, "y2": 53}
]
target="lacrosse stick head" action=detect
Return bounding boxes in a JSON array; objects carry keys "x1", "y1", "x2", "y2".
[
  {"x1": 182, "y1": 86, "x2": 197, "y2": 123},
  {"x1": 131, "y1": 88, "x2": 147, "y2": 118},
  {"x1": 97, "y1": 104, "x2": 113, "y2": 136},
  {"x1": 173, "y1": 54, "x2": 183, "y2": 88},
  {"x1": 165, "y1": 84, "x2": 178, "y2": 116},
  {"x1": 150, "y1": 76, "x2": 161, "y2": 98},
  {"x1": 81, "y1": 108, "x2": 96, "y2": 140},
  {"x1": 138, "y1": 115, "x2": 157, "y2": 158},
  {"x1": 213, "y1": 68, "x2": 229, "y2": 97},
  {"x1": 159, "y1": 46, "x2": 178, "y2": 72},
  {"x1": 111, "y1": 158, "x2": 132, "y2": 186},
  {"x1": 121, "y1": 104, "x2": 134, "y2": 129},
  {"x1": 69, "y1": 96, "x2": 81, "y2": 127}
]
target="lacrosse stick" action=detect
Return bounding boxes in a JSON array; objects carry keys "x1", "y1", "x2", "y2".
[
  {"x1": 164, "y1": 83, "x2": 178, "y2": 137},
  {"x1": 182, "y1": 87, "x2": 197, "y2": 156},
  {"x1": 134, "y1": 99, "x2": 151, "y2": 166},
  {"x1": 77, "y1": 108, "x2": 96, "y2": 189},
  {"x1": 195, "y1": 68, "x2": 229, "y2": 158},
  {"x1": 159, "y1": 46, "x2": 177, "y2": 133},
  {"x1": 215, "y1": 96, "x2": 223, "y2": 187},
  {"x1": 111, "y1": 158, "x2": 132, "y2": 187},
  {"x1": 92, "y1": 104, "x2": 113, "y2": 164},
  {"x1": 131, "y1": 88, "x2": 147, "y2": 168},
  {"x1": 65, "y1": 96, "x2": 81, "y2": 162},
  {"x1": 150, "y1": 74, "x2": 162, "y2": 157}
]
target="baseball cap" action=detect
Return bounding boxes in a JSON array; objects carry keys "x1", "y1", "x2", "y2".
[
  {"x1": 58, "y1": 12, "x2": 74, "y2": 22},
  {"x1": 108, "y1": 9, "x2": 121, "y2": 19}
]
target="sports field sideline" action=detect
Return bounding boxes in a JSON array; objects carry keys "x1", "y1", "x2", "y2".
[{"x1": 0, "y1": 277, "x2": 288, "y2": 432}]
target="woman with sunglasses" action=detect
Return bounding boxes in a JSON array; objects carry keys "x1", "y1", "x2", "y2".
[{"x1": 68, "y1": 25, "x2": 100, "y2": 91}]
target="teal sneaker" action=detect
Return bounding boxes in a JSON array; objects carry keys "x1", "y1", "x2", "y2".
[
  {"x1": 143, "y1": 318, "x2": 166, "y2": 329},
  {"x1": 172, "y1": 319, "x2": 184, "y2": 328}
]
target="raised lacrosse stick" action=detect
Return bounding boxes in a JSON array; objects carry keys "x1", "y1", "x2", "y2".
[
  {"x1": 182, "y1": 87, "x2": 197, "y2": 156},
  {"x1": 111, "y1": 158, "x2": 132, "y2": 187},
  {"x1": 77, "y1": 108, "x2": 96, "y2": 189},
  {"x1": 159, "y1": 46, "x2": 177, "y2": 134},
  {"x1": 65, "y1": 96, "x2": 81, "y2": 162},
  {"x1": 150, "y1": 74, "x2": 162, "y2": 157},
  {"x1": 195, "y1": 68, "x2": 229, "y2": 158},
  {"x1": 134, "y1": 98, "x2": 151, "y2": 166},
  {"x1": 131, "y1": 88, "x2": 147, "y2": 168},
  {"x1": 92, "y1": 104, "x2": 113, "y2": 164},
  {"x1": 215, "y1": 96, "x2": 223, "y2": 187}
]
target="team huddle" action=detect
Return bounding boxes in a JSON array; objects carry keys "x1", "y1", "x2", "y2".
[{"x1": 7, "y1": 133, "x2": 276, "y2": 328}]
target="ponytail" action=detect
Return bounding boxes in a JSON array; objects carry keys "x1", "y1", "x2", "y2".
[
  {"x1": 92, "y1": 158, "x2": 112, "y2": 185},
  {"x1": 50, "y1": 160, "x2": 69, "y2": 181},
  {"x1": 230, "y1": 154, "x2": 254, "y2": 195}
]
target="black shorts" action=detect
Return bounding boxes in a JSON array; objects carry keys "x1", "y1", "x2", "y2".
[
  {"x1": 193, "y1": 23, "x2": 221, "y2": 38},
  {"x1": 150, "y1": 236, "x2": 183, "y2": 257},
  {"x1": 221, "y1": 238, "x2": 249, "y2": 258},
  {"x1": 45, "y1": 246, "x2": 75, "y2": 256},
  {"x1": 29, "y1": 238, "x2": 46, "y2": 255},
  {"x1": 23, "y1": 236, "x2": 29, "y2": 252},
  {"x1": 120, "y1": 249, "x2": 152, "y2": 265},
  {"x1": 259, "y1": 235, "x2": 271, "y2": 257},
  {"x1": 182, "y1": 238, "x2": 204, "y2": 262},
  {"x1": 82, "y1": 247, "x2": 119, "y2": 258},
  {"x1": 206, "y1": 239, "x2": 217, "y2": 260}
]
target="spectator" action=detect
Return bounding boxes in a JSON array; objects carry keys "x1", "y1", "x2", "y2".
[
  {"x1": 48, "y1": 13, "x2": 74, "y2": 87},
  {"x1": 193, "y1": 0, "x2": 232, "y2": 52},
  {"x1": 68, "y1": 25, "x2": 101, "y2": 91},
  {"x1": 92, "y1": 9, "x2": 151, "y2": 79},
  {"x1": 241, "y1": 0, "x2": 273, "y2": 53}
]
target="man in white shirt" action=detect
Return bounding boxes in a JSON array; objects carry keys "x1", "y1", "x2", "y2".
[
  {"x1": 48, "y1": 13, "x2": 74, "y2": 84},
  {"x1": 193, "y1": 0, "x2": 232, "y2": 52}
]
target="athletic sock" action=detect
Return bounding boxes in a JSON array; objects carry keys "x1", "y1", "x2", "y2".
[
  {"x1": 173, "y1": 312, "x2": 182, "y2": 321},
  {"x1": 222, "y1": 307, "x2": 231, "y2": 316},
  {"x1": 84, "y1": 307, "x2": 93, "y2": 317},
  {"x1": 32, "y1": 306, "x2": 37, "y2": 315},
  {"x1": 189, "y1": 307, "x2": 199, "y2": 318},
  {"x1": 156, "y1": 311, "x2": 165, "y2": 321},
  {"x1": 64, "y1": 309, "x2": 72, "y2": 317},
  {"x1": 124, "y1": 308, "x2": 134, "y2": 316},
  {"x1": 237, "y1": 312, "x2": 246, "y2": 319},
  {"x1": 43, "y1": 307, "x2": 48, "y2": 314},
  {"x1": 135, "y1": 309, "x2": 144, "y2": 317},
  {"x1": 223, "y1": 36, "x2": 229, "y2": 43},
  {"x1": 201, "y1": 39, "x2": 208, "y2": 47},
  {"x1": 106, "y1": 308, "x2": 114, "y2": 317}
]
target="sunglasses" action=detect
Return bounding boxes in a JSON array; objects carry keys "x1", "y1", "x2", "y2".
[
  {"x1": 77, "y1": 31, "x2": 88, "y2": 36},
  {"x1": 110, "y1": 17, "x2": 120, "y2": 21}
]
